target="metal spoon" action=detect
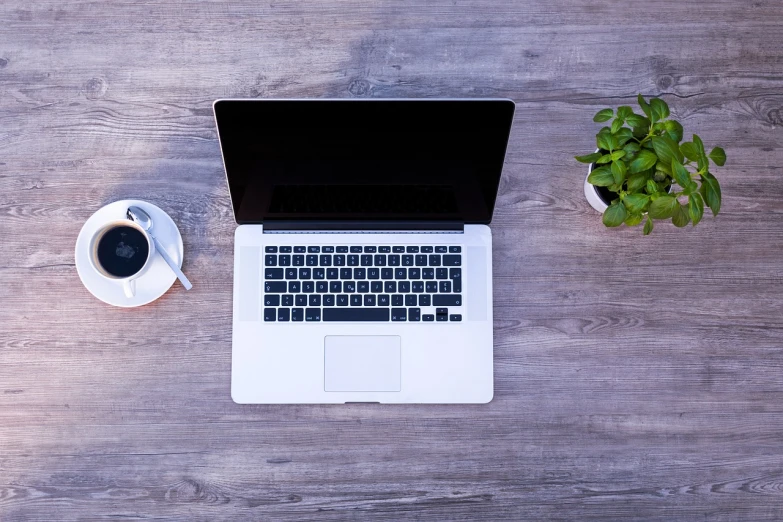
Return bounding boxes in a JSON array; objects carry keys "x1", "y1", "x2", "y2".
[{"x1": 127, "y1": 206, "x2": 192, "y2": 291}]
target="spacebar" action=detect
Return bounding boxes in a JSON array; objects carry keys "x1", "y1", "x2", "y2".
[{"x1": 323, "y1": 308, "x2": 390, "y2": 322}]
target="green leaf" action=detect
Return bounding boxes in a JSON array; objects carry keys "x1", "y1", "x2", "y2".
[
  {"x1": 623, "y1": 193, "x2": 650, "y2": 213},
  {"x1": 651, "y1": 135, "x2": 684, "y2": 165},
  {"x1": 624, "y1": 213, "x2": 643, "y2": 226},
  {"x1": 587, "y1": 166, "x2": 614, "y2": 187},
  {"x1": 627, "y1": 172, "x2": 649, "y2": 192},
  {"x1": 629, "y1": 149, "x2": 658, "y2": 173},
  {"x1": 611, "y1": 118, "x2": 623, "y2": 133},
  {"x1": 617, "y1": 106, "x2": 634, "y2": 120},
  {"x1": 671, "y1": 159, "x2": 693, "y2": 188},
  {"x1": 672, "y1": 203, "x2": 690, "y2": 227},
  {"x1": 648, "y1": 195, "x2": 678, "y2": 219},
  {"x1": 614, "y1": 128, "x2": 634, "y2": 147},
  {"x1": 643, "y1": 216, "x2": 654, "y2": 235},
  {"x1": 650, "y1": 97, "x2": 670, "y2": 121},
  {"x1": 638, "y1": 94, "x2": 652, "y2": 118},
  {"x1": 611, "y1": 150, "x2": 626, "y2": 161},
  {"x1": 575, "y1": 152, "x2": 603, "y2": 164},
  {"x1": 680, "y1": 142, "x2": 699, "y2": 161},
  {"x1": 611, "y1": 160, "x2": 627, "y2": 185},
  {"x1": 700, "y1": 171, "x2": 722, "y2": 215},
  {"x1": 597, "y1": 154, "x2": 613, "y2": 164},
  {"x1": 602, "y1": 202, "x2": 627, "y2": 227},
  {"x1": 664, "y1": 120, "x2": 684, "y2": 142},
  {"x1": 594, "y1": 108, "x2": 614, "y2": 122},
  {"x1": 655, "y1": 160, "x2": 672, "y2": 176},
  {"x1": 625, "y1": 114, "x2": 648, "y2": 128},
  {"x1": 623, "y1": 142, "x2": 641, "y2": 158},
  {"x1": 689, "y1": 192, "x2": 704, "y2": 226},
  {"x1": 709, "y1": 147, "x2": 726, "y2": 166},
  {"x1": 693, "y1": 134, "x2": 705, "y2": 155},
  {"x1": 646, "y1": 179, "x2": 659, "y2": 194}
]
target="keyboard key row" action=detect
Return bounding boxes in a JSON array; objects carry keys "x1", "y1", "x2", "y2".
[
  {"x1": 263, "y1": 307, "x2": 462, "y2": 322},
  {"x1": 264, "y1": 293, "x2": 461, "y2": 307},
  {"x1": 266, "y1": 266, "x2": 461, "y2": 281}
]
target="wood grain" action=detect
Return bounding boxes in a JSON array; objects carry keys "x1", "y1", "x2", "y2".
[{"x1": 1, "y1": 0, "x2": 783, "y2": 520}]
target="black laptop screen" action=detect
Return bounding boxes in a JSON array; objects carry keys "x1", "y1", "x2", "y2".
[{"x1": 214, "y1": 99, "x2": 515, "y2": 225}]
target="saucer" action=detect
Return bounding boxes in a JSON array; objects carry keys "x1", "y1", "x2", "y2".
[{"x1": 75, "y1": 200, "x2": 185, "y2": 307}]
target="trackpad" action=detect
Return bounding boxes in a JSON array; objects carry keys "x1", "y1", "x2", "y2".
[{"x1": 324, "y1": 336, "x2": 401, "y2": 392}]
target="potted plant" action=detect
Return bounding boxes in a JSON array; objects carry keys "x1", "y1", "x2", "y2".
[{"x1": 576, "y1": 94, "x2": 726, "y2": 234}]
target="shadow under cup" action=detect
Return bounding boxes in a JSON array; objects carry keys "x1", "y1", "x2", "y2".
[{"x1": 89, "y1": 221, "x2": 151, "y2": 280}]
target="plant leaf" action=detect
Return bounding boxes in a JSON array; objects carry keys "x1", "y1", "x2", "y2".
[
  {"x1": 638, "y1": 94, "x2": 652, "y2": 118},
  {"x1": 611, "y1": 118, "x2": 623, "y2": 133},
  {"x1": 648, "y1": 195, "x2": 677, "y2": 219},
  {"x1": 700, "y1": 171, "x2": 722, "y2": 215},
  {"x1": 624, "y1": 213, "x2": 643, "y2": 226},
  {"x1": 614, "y1": 127, "x2": 634, "y2": 146},
  {"x1": 596, "y1": 133, "x2": 612, "y2": 151},
  {"x1": 709, "y1": 147, "x2": 727, "y2": 166},
  {"x1": 629, "y1": 150, "x2": 658, "y2": 173},
  {"x1": 617, "y1": 106, "x2": 634, "y2": 120},
  {"x1": 671, "y1": 159, "x2": 693, "y2": 188},
  {"x1": 664, "y1": 120, "x2": 684, "y2": 142},
  {"x1": 611, "y1": 150, "x2": 626, "y2": 161},
  {"x1": 689, "y1": 192, "x2": 704, "y2": 226},
  {"x1": 597, "y1": 154, "x2": 613, "y2": 164},
  {"x1": 680, "y1": 142, "x2": 699, "y2": 161},
  {"x1": 655, "y1": 160, "x2": 672, "y2": 176},
  {"x1": 611, "y1": 160, "x2": 627, "y2": 185},
  {"x1": 625, "y1": 114, "x2": 647, "y2": 128},
  {"x1": 693, "y1": 134, "x2": 705, "y2": 155},
  {"x1": 627, "y1": 172, "x2": 649, "y2": 192},
  {"x1": 646, "y1": 179, "x2": 659, "y2": 194},
  {"x1": 672, "y1": 203, "x2": 690, "y2": 227},
  {"x1": 575, "y1": 152, "x2": 603, "y2": 164},
  {"x1": 651, "y1": 135, "x2": 684, "y2": 166},
  {"x1": 650, "y1": 97, "x2": 670, "y2": 121},
  {"x1": 602, "y1": 202, "x2": 627, "y2": 227},
  {"x1": 643, "y1": 216, "x2": 654, "y2": 235},
  {"x1": 594, "y1": 108, "x2": 614, "y2": 122},
  {"x1": 623, "y1": 193, "x2": 650, "y2": 213},
  {"x1": 587, "y1": 166, "x2": 614, "y2": 187}
]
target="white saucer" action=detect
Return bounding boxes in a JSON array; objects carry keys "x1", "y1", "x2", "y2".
[{"x1": 75, "y1": 200, "x2": 185, "y2": 307}]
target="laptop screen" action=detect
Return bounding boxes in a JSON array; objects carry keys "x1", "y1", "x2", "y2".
[{"x1": 214, "y1": 99, "x2": 515, "y2": 225}]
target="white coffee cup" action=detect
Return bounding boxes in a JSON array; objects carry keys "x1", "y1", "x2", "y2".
[{"x1": 88, "y1": 220, "x2": 155, "y2": 298}]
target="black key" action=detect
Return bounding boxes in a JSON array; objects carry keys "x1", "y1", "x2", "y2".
[
  {"x1": 323, "y1": 308, "x2": 390, "y2": 322},
  {"x1": 436, "y1": 308, "x2": 448, "y2": 315},
  {"x1": 344, "y1": 281, "x2": 356, "y2": 293},
  {"x1": 350, "y1": 246, "x2": 363, "y2": 253},
  {"x1": 436, "y1": 268, "x2": 448, "y2": 280},
  {"x1": 279, "y1": 246, "x2": 292, "y2": 253},
  {"x1": 449, "y1": 268, "x2": 461, "y2": 280},
  {"x1": 435, "y1": 246, "x2": 448, "y2": 253},
  {"x1": 299, "y1": 268, "x2": 311, "y2": 279},
  {"x1": 392, "y1": 295, "x2": 403, "y2": 306},
  {"x1": 309, "y1": 294, "x2": 321, "y2": 306},
  {"x1": 303, "y1": 281, "x2": 315, "y2": 293},
  {"x1": 278, "y1": 308, "x2": 290, "y2": 322},
  {"x1": 265, "y1": 246, "x2": 278, "y2": 253},
  {"x1": 398, "y1": 281, "x2": 410, "y2": 293},
  {"x1": 340, "y1": 268, "x2": 352, "y2": 279},
  {"x1": 323, "y1": 294, "x2": 335, "y2": 306},
  {"x1": 292, "y1": 308, "x2": 304, "y2": 321},
  {"x1": 388, "y1": 255, "x2": 400, "y2": 266},
  {"x1": 316, "y1": 281, "x2": 328, "y2": 293},
  {"x1": 364, "y1": 294, "x2": 376, "y2": 306},
  {"x1": 405, "y1": 294, "x2": 417, "y2": 306},
  {"x1": 264, "y1": 308, "x2": 276, "y2": 321},
  {"x1": 265, "y1": 281, "x2": 286, "y2": 293},
  {"x1": 421, "y1": 246, "x2": 433, "y2": 253},
  {"x1": 378, "y1": 294, "x2": 390, "y2": 306},
  {"x1": 306, "y1": 255, "x2": 318, "y2": 266},
  {"x1": 402, "y1": 255, "x2": 413, "y2": 266},
  {"x1": 282, "y1": 294, "x2": 294, "y2": 307},
  {"x1": 288, "y1": 281, "x2": 301, "y2": 293},
  {"x1": 292, "y1": 255, "x2": 304, "y2": 266},
  {"x1": 265, "y1": 268, "x2": 284, "y2": 279},
  {"x1": 412, "y1": 281, "x2": 424, "y2": 293},
  {"x1": 385, "y1": 281, "x2": 396, "y2": 293},
  {"x1": 391, "y1": 308, "x2": 407, "y2": 321},
  {"x1": 371, "y1": 281, "x2": 383, "y2": 293},
  {"x1": 308, "y1": 246, "x2": 320, "y2": 253},
  {"x1": 449, "y1": 246, "x2": 461, "y2": 253},
  {"x1": 406, "y1": 246, "x2": 419, "y2": 253},
  {"x1": 357, "y1": 281, "x2": 369, "y2": 293},
  {"x1": 294, "y1": 246, "x2": 306, "y2": 253},
  {"x1": 450, "y1": 314, "x2": 462, "y2": 322},
  {"x1": 313, "y1": 268, "x2": 325, "y2": 279},
  {"x1": 368, "y1": 268, "x2": 380, "y2": 279},
  {"x1": 409, "y1": 268, "x2": 421, "y2": 279},
  {"x1": 327, "y1": 268, "x2": 339, "y2": 279},
  {"x1": 348, "y1": 255, "x2": 359, "y2": 266},
  {"x1": 285, "y1": 268, "x2": 297, "y2": 280},
  {"x1": 330, "y1": 281, "x2": 342, "y2": 293},
  {"x1": 423, "y1": 314, "x2": 435, "y2": 322},
  {"x1": 409, "y1": 308, "x2": 421, "y2": 321},
  {"x1": 422, "y1": 268, "x2": 434, "y2": 279},
  {"x1": 453, "y1": 279, "x2": 462, "y2": 292},
  {"x1": 322, "y1": 246, "x2": 334, "y2": 253},
  {"x1": 295, "y1": 295, "x2": 307, "y2": 306},
  {"x1": 429, "y1": 254, "x2": 441, "y2": 266},
  {"x1": 354, "y1": 268, "x2": 366, "y2": 279},
  {"x1": 415, "y1": 255, "x2": 427, "y2": 266},
  {"x1": 334, "y1": 255, "x2": 346, "y2": 266},
  {"x1": 433, "y1": 294, "x2": 462, "y2": 306},
  {"x1": 374, "y1": 254, "x2": 386, "y2": 266},
  {"x1": 305, "y1": 308, "x2": 321, "y2": 321},
  {"x1": 265, "y1": 254, "x2": 277, "y2": 266},
  {"x1": 395, "y1": 268, "x2": 407, "y2": 279},
  {"x1": 364, "y1": 246, "x2": 377, "y2": 253},
  {"x1": 350, "y1": 295, "x2": 362, "y2": 306},
  {"x1": 336, "y1": 246, "x2": 349, "y2": 253},
  {"x1": 419, "y1": 294, "x2": 431, "y2": 306},
  {"x1": 337, "y1": 295, "x2": 349, "y2": 306},
  {"x1": 443, "y1": 255, "x2": 461, "y2": 266},
  {"x1": 440, "y1": 281, "x2": 452, "y2": 293},
  {"x1": 279, "y1": 255, "x2": 291, "y2": 266},
  {"x1": 320, "y1": 255, "x2": 331, "y2": 266},
  {"x1": 264, "y1": 294, "x2": 280, "y2": 306},
  {"x1": 426, "y1": 281, "x2": 439, "y2": 293},
  {"x1": 379, "y1": 246, "x2": 391, "y2": 253},
  {"x1": 361, "y1": 255, "x2": 373, "y2": 266},
  {"x1": 381, "y1": 268, "x2": 393, "y2": 279},
  {"x1": 393, "y1": 246, "x2": 405, "y2": 253},
  {"x1": 436, "y1": 314, "x2": 448, "y2": 322}
]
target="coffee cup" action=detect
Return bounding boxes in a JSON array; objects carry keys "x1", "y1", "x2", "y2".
[{"x1": 88, "y1": 220, "x2": 155, "y2": 298}]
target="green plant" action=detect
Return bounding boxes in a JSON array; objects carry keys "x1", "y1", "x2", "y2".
[{"x1": 576, "y1": 94, "x2": 725, "y2": 235}]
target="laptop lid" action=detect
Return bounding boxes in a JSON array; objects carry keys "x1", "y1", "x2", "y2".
[{"x1": 213, "y1": 99, "x2": 515, "y2": 227}]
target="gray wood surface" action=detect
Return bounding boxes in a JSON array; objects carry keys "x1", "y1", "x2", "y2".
[{"x1": 2, "y1": 1, "x2": 783, "y2": 520}]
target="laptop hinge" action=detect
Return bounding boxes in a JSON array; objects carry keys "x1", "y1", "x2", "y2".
[{"x1": 262, "y1": 220, "x2": 464, "y2": 233}]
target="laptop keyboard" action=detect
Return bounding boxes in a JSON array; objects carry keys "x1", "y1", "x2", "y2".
[{"x1": 262, "y1": 245, "x2": 463, "y2": 322}]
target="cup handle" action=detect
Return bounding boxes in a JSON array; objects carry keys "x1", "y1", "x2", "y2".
[{"x1": 123, "y1": 278, "x2": 136, "y2": 298}]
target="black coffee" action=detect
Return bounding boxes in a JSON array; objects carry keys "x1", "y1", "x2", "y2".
[{"x1": 96, "y1": 225, "x2": 149, "y2": 277}]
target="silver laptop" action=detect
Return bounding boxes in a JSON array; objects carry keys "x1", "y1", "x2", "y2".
[{"x1": 213, "y1": 99, "x2": 515, "y2": 404}]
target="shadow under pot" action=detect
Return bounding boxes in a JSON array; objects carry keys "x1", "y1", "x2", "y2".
[{"x1": 583, "y1": 150, "x2": 671, "y2": 213}]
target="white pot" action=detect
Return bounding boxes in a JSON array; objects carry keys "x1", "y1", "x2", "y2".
[{"x1": 585, "y1": 155, "x2": 609, "y2": 213}]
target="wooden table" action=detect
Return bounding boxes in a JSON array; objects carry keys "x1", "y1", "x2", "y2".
[{"x1": 2, "y1": 1, "x2": 782, "y2": 520}]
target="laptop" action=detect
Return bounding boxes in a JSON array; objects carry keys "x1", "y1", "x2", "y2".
[{"x1": 213, "y1": 99, "x2": 515, "y2": 404}]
